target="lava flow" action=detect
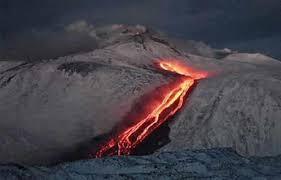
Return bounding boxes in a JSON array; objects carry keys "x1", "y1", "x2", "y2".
[{"x1": 94, "y1": 60, "x2": 207, "y2": 158}]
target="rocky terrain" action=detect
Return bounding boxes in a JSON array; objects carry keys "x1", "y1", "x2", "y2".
[
  {"x1": 1, "y1": 148, "x2": 281, "y2": 180},
  {"x1": 0, "y1": 24, "x2": 280, "y2": 169}
]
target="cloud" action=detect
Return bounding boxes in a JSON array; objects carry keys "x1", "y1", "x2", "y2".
[
  {"x1": 0, "y1": 21, "x2": 151, "y2": 61},
  {"x1": 0, "y1": 0, "x2": 280, "y2": 60},
  {"x1": 65, "y1": 20, "x2": 97, "y2": 38},
  {"x1": 0, "y1": 21, "x2": 98, "y2": 61}
]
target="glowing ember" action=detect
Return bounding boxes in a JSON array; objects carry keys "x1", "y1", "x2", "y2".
[{"x1": 94, "y1": 60, "x2": 207, "y2": 158}]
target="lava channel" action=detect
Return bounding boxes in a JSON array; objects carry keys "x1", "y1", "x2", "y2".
[{"x1": 94, "y1": 60, "x2": 208, "y2": 158}]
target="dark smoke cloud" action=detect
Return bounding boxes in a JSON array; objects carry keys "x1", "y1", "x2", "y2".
[
  {"x1": 1, "y1": 21, "x2": 98, "y2": 61},
  {"x1": 1, "y1": 0, "x2": 280, "y2": 60}
]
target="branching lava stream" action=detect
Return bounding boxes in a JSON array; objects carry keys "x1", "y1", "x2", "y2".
[{"x1": 94, "y1": 60, "x2": 208, "y2": 158}]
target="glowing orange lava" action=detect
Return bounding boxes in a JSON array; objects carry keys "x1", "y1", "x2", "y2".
[
  {"x1": 157, "y1": 59, "x2": 208, "y2": 79},
  {"x1": 94, "y1": 60, "x2": 207, "y2": 158}
]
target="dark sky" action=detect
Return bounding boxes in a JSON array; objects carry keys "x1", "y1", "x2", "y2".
[{"x1": 1, "y1": 0, "x2": 281, "y2": 60}]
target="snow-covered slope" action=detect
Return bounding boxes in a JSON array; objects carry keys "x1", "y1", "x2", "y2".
[
  {"x1": 0, "y1": 25, "x2": 280, "y2": 165},
  {"x1": 223, "y1": 53, "x2": 281, "y2": 66},
  {"x1": 0, "y1": 60, "x2": 172, "y2": 165}
]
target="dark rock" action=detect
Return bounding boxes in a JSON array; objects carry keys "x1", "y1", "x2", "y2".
[{"x1": 0, "y1": 148, "x2": 280, "y2": 179}]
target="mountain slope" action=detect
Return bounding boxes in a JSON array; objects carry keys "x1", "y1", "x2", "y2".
[{"x1": 0, "y1": 25, "x2": 280, "y2": 165}]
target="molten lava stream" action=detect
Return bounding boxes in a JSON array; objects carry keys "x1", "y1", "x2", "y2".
[{"x1": 94, "y1": 60, "x2": 207, "y2": 158}]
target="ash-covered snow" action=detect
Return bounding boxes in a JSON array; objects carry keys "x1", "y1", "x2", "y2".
[
  {"x1": 223, "y1": 53, "x2": 281, "y2": 66},
  {"x1": 0, "y1": 24, "x2": 280, "y2": 165},
  {"x1": 0, "y1": 148, "x2": 281, "y2": 180}
]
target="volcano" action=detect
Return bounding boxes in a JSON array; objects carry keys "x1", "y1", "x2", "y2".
[{"x1": 0, "y1": 25, "x2": 280, "y2": 165}]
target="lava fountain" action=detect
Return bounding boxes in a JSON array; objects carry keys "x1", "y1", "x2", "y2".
[{"x1": 94, "y1": 60, "x2": 208, "y2": 158}]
